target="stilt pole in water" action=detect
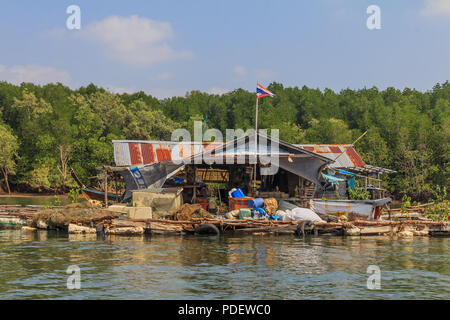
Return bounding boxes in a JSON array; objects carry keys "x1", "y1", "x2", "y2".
[{"x1": 104, "y1": 170, "x2": 108, "y2": 208}]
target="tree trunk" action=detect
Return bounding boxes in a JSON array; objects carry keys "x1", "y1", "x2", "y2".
[
  {"x1": 57, "y1": 145, "x2": 71, "y2": 189},
  {"x1": 1, "y1": 167, "x2": 10, "y2": 195}
]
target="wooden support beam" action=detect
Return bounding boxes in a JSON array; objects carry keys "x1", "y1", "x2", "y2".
[
  {"x1": 359, "y1": 226, "x2": 392, "y2": 235},
  {"x1": 104, "y1": 171, "x2": 108, "y2": 208}
]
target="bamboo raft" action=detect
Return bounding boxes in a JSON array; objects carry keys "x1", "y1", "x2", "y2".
[{"x1": 0, "y1": 205, "x2": 43, "y2": 228}]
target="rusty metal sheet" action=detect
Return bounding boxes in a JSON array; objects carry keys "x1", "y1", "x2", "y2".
[
  {"x1": 328, "y1": 146, "x2": 342, "y2": 153},
  {"x1": 295, "y1": 144, "x2": 366, "y2": 168},
  {"x1": 344, "y1": 146, "x2": 366, "y2": 167},
  {"x1": 129, "y1": 143, "x2": 142, "y2": 166},
  {"x1": 114, "y1": 140, "x2": 365, "y2": 169},
  {"x1": 141, "y1": 143, "x2": 155, "y2": 164},
  {"x1": 112, "y1": 140, "x2": 221, "y2": 167},
  {"x1": 155, "y1": 146, "x2": 172, "y2": 162}
]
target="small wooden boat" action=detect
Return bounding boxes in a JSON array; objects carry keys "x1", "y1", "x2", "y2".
[
  {"x1": 0, "y1": 216, "x2": 27, "y2": 228},
  {"x1": 310, "y1": 198, "x2": 392, "y2": 220},
  {"x1": 70, "y1": 168, "x2": 123, "y2": 203},
  {"x1": 80, "y1": 188, "x2": 122, "y2": 202}
]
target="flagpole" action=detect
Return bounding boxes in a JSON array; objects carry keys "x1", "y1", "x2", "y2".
[
  {"x1": 254, "y1": 83, "x2": 259, "y2": 192},
  {"x1": 255, "y1": 90, "x2": 259, "y2": 140}
]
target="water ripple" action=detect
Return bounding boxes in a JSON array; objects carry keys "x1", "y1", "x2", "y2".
[{"x1": 0, "y1": 230, "x2": 448, "y2": 299}]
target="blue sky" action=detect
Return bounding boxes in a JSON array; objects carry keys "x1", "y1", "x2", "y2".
[{"x1": 0, "y1": 0, "x2": 449, "y2": 98}]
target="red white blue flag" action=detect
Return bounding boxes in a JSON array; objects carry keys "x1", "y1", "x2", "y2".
[{"x1": 256, "y1": 83, "x2": 275, "y2": 98}]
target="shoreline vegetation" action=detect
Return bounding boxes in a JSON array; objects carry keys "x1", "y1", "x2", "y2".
[{"x1": 0, "y1": 81, "x2": 448, "y2": 202}]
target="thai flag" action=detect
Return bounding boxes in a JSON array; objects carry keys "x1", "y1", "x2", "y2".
[{"x1": 256, "y1": 83, "x2": 275, "y2": 98}]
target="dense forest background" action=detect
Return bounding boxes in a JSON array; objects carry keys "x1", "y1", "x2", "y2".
[{"x1": 0, "y1": 81, "x2": 448, "y2": 200}]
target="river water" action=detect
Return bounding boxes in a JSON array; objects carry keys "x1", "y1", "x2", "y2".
[
  {"x1": 0, "y1": 229, "x2": 448, "y2": 300},
  {"x1": 0, "y1": 195, "x2": 71, "y2": 206}
]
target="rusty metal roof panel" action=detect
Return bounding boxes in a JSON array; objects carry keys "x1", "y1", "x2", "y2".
[
  {"x1": 112, "y1": 140, "x2": 221, "y2": 167},
  {"x1": 295, "y1": 144, "x2": 366, "y2": 168},
  {"x1": 114, "y1": 140, "x2": 365, "y2": 168}
]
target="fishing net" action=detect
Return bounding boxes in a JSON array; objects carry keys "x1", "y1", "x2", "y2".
[
  {"x1": 264, "y1": 198, "x2": 278, "y2": 216},
  {"x1": 31, "y1": 202, "x2": 118, "y2": 229},
  {"x1": 172, "y1": 203, "x2": 213, "y2": 221}
]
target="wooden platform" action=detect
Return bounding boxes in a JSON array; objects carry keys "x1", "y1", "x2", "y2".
[{"x1": 1, "y1": 205, "x2": 448, "y2": 237}]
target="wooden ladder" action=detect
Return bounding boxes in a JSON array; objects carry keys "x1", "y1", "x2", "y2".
[
  {"x1": 299, "y1": 184, "x2": 316, "y2": 207},
  {"x1": 304, "y1": 184, "x2": 316, "y2": 199}
]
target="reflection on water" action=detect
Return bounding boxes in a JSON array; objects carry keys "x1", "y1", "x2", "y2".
[
  {"x1": 0, "y1": 229, "x2": 448, "y2": 299},
  {"x1": 0, "y1": 196, "x2": 71, "y2": 206}
]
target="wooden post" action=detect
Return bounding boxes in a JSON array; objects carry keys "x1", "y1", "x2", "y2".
[
  {"x1": 104, "y1": 170, "x2": 108, "y2": 208},
  {"x1": 115, "y1": 174, "x2": 118, "y2": 198},
  {"x1": 193, "y1": 167, "x2": 197, "y2": 204}
]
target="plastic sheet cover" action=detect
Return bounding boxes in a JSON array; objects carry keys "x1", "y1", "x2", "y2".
[
  {"x1": 278, "y1": 156, "x2": 328, "y2": 185},
  {"x1": 119, "y1": 162, "x2": 183, "y2": 200}
]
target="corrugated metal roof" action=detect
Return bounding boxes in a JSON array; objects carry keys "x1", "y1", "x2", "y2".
[
  {"x1": 188, "y1": 132, "x2": 333, "y2": 166},
  {"x1": 295, "y1": 144, "x2": 366, "y2": 168},
  {"x1": 113, "y1": 140, "x2": 221, "y2": 167},
  {"x1": 112, "y1": 140, "x2": 364, "y2": 168}
]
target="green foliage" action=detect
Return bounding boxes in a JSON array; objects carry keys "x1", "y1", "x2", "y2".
[
  {"x1": 348, "y1": 181, "x2": 370, "y2": 200},
  {"x1": 0, "y1": 122, "x2": 19, "y2": 174},
  {"x1": 431, "y1": 185, "x2": 447, "y2": 203},
  {"x1": 424, "y1": 201, "x2": 449, "y2": 221},
  {"x1": 401, "y1": 193, "x2": 412, "y2": 213},
  {"x1": 52, "y1": 195, "x2": 61, "y2": 207},
  {"x1": 0, "y1": 121, "x2": 19, "y2": 193},
  {"x1": 27, "y1": 165, "x2": 52, "y2": 189},
  {"x1": 0, "y1": 80, "x2": 448, "y2": 201},
  {"x1": 305, "y1": 118, "x2": 354, "y2": 144},
  {"x1": 68, "y1": 188, "x2": 80, "y2": 203},
  {"x1": 424, "y1": 185, "x2": 449, "y2": 221}
]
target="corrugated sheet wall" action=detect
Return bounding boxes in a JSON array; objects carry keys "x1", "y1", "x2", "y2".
[{"x1": 113, "y1": 141, "x2": 220, "y2": 167}]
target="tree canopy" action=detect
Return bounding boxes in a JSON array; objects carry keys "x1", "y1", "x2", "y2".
[
  {"x1": 0, "y1": 80, "x2": 448, "y2": 200},
  {"x1": 0, "y1": 120, "x2": 19, "y2": 194}
]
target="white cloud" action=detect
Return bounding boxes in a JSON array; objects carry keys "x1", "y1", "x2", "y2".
[
  {"x1": 208, "y1": 87, "x2": 229, "y2": 95},
  {"x1": 82, "y1": 15, "x2": 192, "y2": 67},
  {"x1": 156, "y1": 72, "x2": 172, "y2": 80},
  {"x1": 233, "y1": 65, "x2": 247, "y2": 79},
  {"x1": 421, "y1": 0, "x2": 450, "y2": 16},
  {"x1": 256, "y1": 69, "x2": 275, "y2": 80},
  {"x1": 105, "y1": 86, "x2": 137, "y2": 94},
  {"x1": 0, "y1": 64, "x2": 71, "y2": 86}
]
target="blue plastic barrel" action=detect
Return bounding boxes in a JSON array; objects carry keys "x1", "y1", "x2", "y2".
[{"x1": 248, "y1": 198, "x2": 264, "y2": 209}]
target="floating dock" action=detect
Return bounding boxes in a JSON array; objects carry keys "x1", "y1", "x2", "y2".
[{"x1": 0, "y1": 204, "x2": 448, "y2": 238}]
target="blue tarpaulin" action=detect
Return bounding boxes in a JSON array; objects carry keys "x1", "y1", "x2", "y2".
[
  {"x1": 322, "y1": 173, "x2": 345, "y2": 185},
  {"x1": 347, "y1": 177, "x2": 356, "y2": 190},
  {"x1": 338, "y1": 169, "x2": 357, "y2": 176}
]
